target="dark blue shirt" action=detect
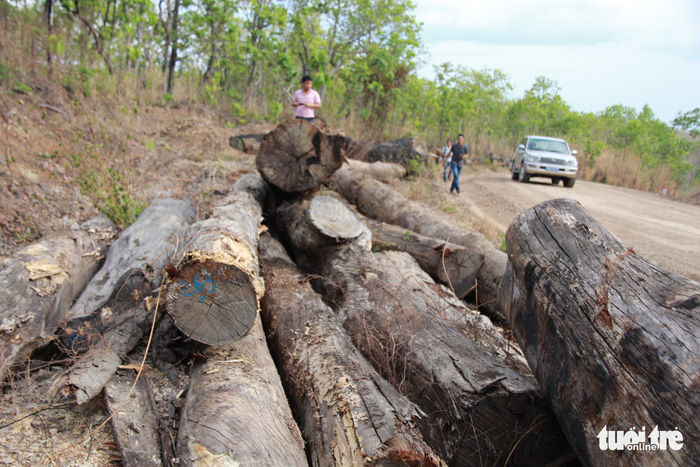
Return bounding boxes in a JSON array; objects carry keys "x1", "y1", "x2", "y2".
[{"x1": 450, "y1": 143, "x2": 469, "y2": 162}]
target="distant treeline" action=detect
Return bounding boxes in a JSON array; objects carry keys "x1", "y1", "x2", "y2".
[{"x1": 0, "y1": 0, "x2": 698, "y2": 193}]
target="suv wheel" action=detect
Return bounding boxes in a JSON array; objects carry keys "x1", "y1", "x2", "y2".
[
  {"x1": 511, "y1": 162, "x2": 519, "y2": 180},
  {"x1": 518, "y1": 166, "x2": 531, "y2": 183},
  {"x1": 551, "y1": 177, "x2": 560, "y2": 185},
  {"x1": 563, "y1": 178, "x2": 576, "y2": 188}
]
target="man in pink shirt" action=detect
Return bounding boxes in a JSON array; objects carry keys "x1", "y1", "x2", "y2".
[{"x1": 292, "y1": 75, "x2": 321, "y2": 122}]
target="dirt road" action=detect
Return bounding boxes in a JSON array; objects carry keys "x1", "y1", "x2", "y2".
[{"x1": 456, "y1": 168, "x2": 700, "y2": 282}]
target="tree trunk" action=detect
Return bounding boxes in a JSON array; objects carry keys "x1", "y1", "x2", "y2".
[
  {"x1": 69, "y1": 198, "x2": 195, "y2": 321},
  {"x1": 165, "y1": 174, "x2": 266, "y2": 345},
  {"x1": 345, "y1": 137, "x2": 438, "y2": 170},
  {"x1": 499, "y1": 198, "x2": 700, "y2": 467},
  {"x1": 105, "y1": 371, "x2": 168, "y2": 467},
  {"x1": 344, "y1": 159, "x2": 406, "y2": 181},
  {"x1": 176, "y1": 318, "x2": 307, "y2": 466},
  {"x1": 58, "y1": 198, "x2": 194, "y2": 403},
  {"x1": 229, "y1": 133, "x2": 266, "y2": 154},
  {"x1": 276, "y1": 196, "x2": 574, "y2": 466},
  {"x1": 0, "y1": 215, "x2": 115, "y2": 381},
  {"x1": 259, "y1": 233, "x2": 445, "y2": 466},
  {"x1": 332, "y1": 165, "x2": 507, "y2": 322},
  {"x1": 63, "y1": 304, "x2": 154, "y2": 404},
  {"x1": 256, "y1": 118, "x2": 345, "y2": 193},
  {"x1": 166, "y1": 0, "x2": 180, "y2": 95},
  {"x1": 363, "y1": 216, "x2": 482, "y2": 301}
]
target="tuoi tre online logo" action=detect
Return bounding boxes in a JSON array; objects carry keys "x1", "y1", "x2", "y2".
[{"x1": 597, "y1": 426, "x2": 684, "y2": 451}]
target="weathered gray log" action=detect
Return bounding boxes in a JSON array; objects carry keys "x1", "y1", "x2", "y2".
[
  {"x1": 333, "y1": 165, "x2": 507, "y2": 322},
  {"x1": 499, "y1": 198, "x2": 700, "y2": 467},
  {"x1": 276, "y1": 196, "x2": 574, "y2": 466},
  {"x1": 0, "y1": 215, "x2": 115, "y2": 381},
  {"x1": 105, "y1": 371, "x2": 166, "y2": 467},
  {"x1": 344, "y1": 159, "x2": 407, "y2": 181},
  {"x1": 345, "y1": 137, "x2": 437, "y2": 170},
  {"x1": 256, "y1": 118, "x2": 345, "y2": 193},
  {"x1": 364, "y1": 216, "x2": 482, "y2": 301},
  {"x1": 69, "y1": 198, "x2": 196, "y2": 320},
  {"x1": 57, "y1": 198, "x2": 195, "y2": 403},
  {"x1": 176, "y1": 317, "x2": 307, "y2": 466},
  {"x1": 259, "y1": 233, "x2": 445, "y2": 466},
  {"x1": 165, "y1": 174, "x2": 266, "y2": 345},
  {"x1": 64, "y1": 304, "x2": 154, "y2": 404},
  {"x1": 229, "y1": 133, "x2": 265, "y2": 154}
]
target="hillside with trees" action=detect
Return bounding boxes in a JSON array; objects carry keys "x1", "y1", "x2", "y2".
[{"x1": 1, "y1": 0, "x2": 699, "y2": 199}]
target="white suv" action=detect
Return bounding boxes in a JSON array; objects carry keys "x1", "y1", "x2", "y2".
[{"x1": 511, "y1": 135, "x2": 578, "y2": 188}]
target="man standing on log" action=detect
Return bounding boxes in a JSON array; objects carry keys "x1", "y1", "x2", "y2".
[
  {"x1": 447, "y1": 133, "x2": 469, "y2": 194},
  {"x1": 292, "y1": 75, "x2": 321, "y2": 122}
]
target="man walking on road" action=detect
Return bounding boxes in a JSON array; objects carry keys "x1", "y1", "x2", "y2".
[{"x1": 447, "y1": 134, "x2": 469, "y2": 194}]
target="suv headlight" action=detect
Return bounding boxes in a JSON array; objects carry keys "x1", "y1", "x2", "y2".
[
  {"x1": 566, "y1": 158, "x2": 578, "y2": 167},
  {"x1": 524, "y1": 153, "x2": 540, "y2": 162}
]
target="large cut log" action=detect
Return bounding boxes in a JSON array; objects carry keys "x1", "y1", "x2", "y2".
[
  {"x1": 63, "y1": 303, "x2": 155, "y2": 404},
  {"x1": 229, "y1": 133, "x2": 266, "y2": 154},
  {"x1": 176, "y1": 318, "x2": 307, "y2": 466},
  {"x1": 277, "y1": 196, "x2": 574, "y2": 466},
  {"x1": 363, "y1": 216, "x2": 482, "y2": 301},
  {"x1": 344, "y1": 159, "x2": 407, "y2": 181},
  {"x1": 499, "y1": 198, "x2": 700, "y2": 467},
  {"x1": 0, "y1": 215, "x2": 115, "y2": 381},
  {"x1": 57, "y1": 198, "x2": 195, "y2": 403},
  {"x1": 256, "y1": 118, "x2": 345, "y2": 193},
  {"x1": 345, "y1": 137, "x2": 437, "y2": 169},
  {"x1": 69, "y1": 198, "x2": 196, "y2": 320},
  {"x1": 165, "y1": 174, "x2": 266, "y2": 345},
  {"x1": 105, "y1": 371, "x2": 167, "y2": 467},
  {"x1": 259, "y1": 233, "x2": 445, "y2": 466},
  {"x1": 333, "y1": 165, "x2": 507, "y2": 322}
]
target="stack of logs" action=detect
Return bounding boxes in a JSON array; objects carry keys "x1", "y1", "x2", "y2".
[{"x1": 2, "y1": 118, "x2": 698, "y2": 466}]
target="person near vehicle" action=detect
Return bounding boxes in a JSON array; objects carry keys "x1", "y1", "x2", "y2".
[
  {"x1": 292, "y1": 75, "x2": 321, "y2": 122},
  {"x1": 447, "y1": 134, "x2": 469, "y2": 194},
  {"x1": 441, "y1": 138, "x2": 453, "y2": 181}
]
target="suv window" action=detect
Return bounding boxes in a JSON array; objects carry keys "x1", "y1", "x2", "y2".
[
  {"x1": 520, "y1": 138, "x2": 528, "y2": 147},
  {"x1": 527, "y1": 138, "x2": 568, "y2": 154}
]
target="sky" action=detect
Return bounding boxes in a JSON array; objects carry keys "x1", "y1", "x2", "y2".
[{"x1": 412, "y1": 0, "x2": 700, "y2": 124}]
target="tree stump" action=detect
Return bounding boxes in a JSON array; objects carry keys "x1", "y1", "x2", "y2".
[
  {"x1": 276, "y1": 195, "x2": 574, "y2": 466},
  {"x1": 0, "y1": 215, "x2": 115, "y2": 381},
  {"x1": 500, "y1": 198, "x2": 700, "y2": 466},
  {"x1": 333, "y1": 165, "x2": 507, "y2": 322},
  {"x1": 259, "y1": 233, "x2": 445, "y2": 466},
  {"x1": 165, "y1": 174, "x2": 266, "y2": 345},
  {"x1": 256, "y1": 118, "x2": 345, "y2": 193},
  {"x1": 176, "y1": 318, "x2": 307, "y2": 466}
]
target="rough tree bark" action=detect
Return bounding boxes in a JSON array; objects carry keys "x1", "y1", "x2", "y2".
[
  {"x1": 499, "y1": 198, "x2": 700, "y2": 467},
  {"x1": 59, "y1": 198, "x2": 195, "y2": 404},
  {"x1": 259, "y1": 233, "x2": 445, "y2": 466},
  {"x1": 105, "y1": 371, "x2": 169, "y2": 467},
  {"x1": 345, "y1": 137, "x2": 437, "y2": 169},
  {"x1": 69, "y1": 198, "x2": 196, "y2": 320},
  {"x1": 0, "y1": 215, "x2": 115, "y2": 381},
  {"x1": 176, "y1": 318, "x2": 307, "y2": 466},
  {"x1": 332, "y1": 165, "x2": 507, "y2": 322},
  {"x1": 165, "y1": 174, "x2": 266, "y2": 345},
  {"x1": 256, "y1": 118, "x2": 345, "y2": 193},
  {"x1": 276, "y1": 196, "x2": 574, "y2": 467}
]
